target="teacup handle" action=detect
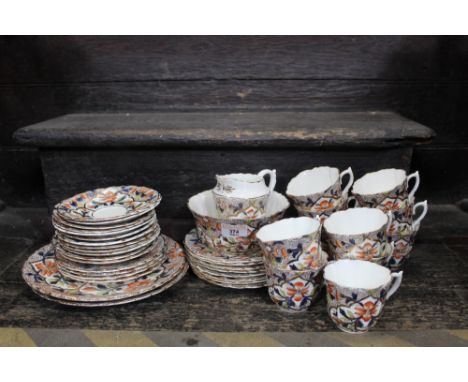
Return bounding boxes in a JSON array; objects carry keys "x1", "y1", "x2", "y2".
[
  {"x1": 407, "y1": 171, "x2": 420, "y2": 199},
  {"x1": 386, "y1": 271, "x2": 403, "y2": 300},
  {"x1": 258, "y1": 169, "x2": 277, "y2": 193},
  {"x1": 339, "y1": 167, "x2": 354, "y2": 194},
  {"x1": 412, "y1": 200, "x2": 428, "y2": 230},
  {"x1": 385, "y1": 211, "x2": 393, "y2": 235},
  {"x1": 347, "y1": 195, "x2": 358, "y2": 208},
  {"x1": 384, "y1": 241, "x2": 395, "y2": 264}
]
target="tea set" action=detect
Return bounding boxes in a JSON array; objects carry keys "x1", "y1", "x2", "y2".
[
  {"x1": 21, "y1": 167, "x2": 427, "y2": 333},
  {"x1": 185, "y1": 166, "x2": 428, "y2": 333}
]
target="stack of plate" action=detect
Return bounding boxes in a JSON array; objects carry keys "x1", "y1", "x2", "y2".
[
  {"x1": 184, "y1": 229, "x2": 267, "y2": 289},
  {"x1": 22, "y1": 185, "x2": 188, "y2": 307}
]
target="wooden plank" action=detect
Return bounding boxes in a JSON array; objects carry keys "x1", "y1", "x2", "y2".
[
  {"x1": 39, "y1": 147, "x2": 413, "y2": 216},
  {"x1": 2, "y1": 79, "x2": 463, "y2": 146},
  {"x1": 2, "y1": 36, "x2": 466, "y2": 83},
  {"x1": 0, "y1": 205, "x2": 466, "y2": 332},
  {"x1": 14, "y1": 111, "x2": 433, "y2": 148}
]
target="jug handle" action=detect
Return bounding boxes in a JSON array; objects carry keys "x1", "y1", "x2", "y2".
[
  {"x1": 407, "y1": 171, "x2": 420, "y2": 199},
  {"x1": 412, "y1": 200, "x2": 428, "y2": 231},
  {"x1": 339, "y1": 167, "x2": 354, "y2": 194},
  {"x1": 258, "y1": 169, "x2": 277, "y2": 193},
  {"x1": 386, "y1": 271, "x2": 403, "y2": 300}
]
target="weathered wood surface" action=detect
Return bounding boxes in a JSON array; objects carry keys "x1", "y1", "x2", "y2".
[
  {"x1": 39, "y1": 147, "x2": 413, "y2": 216},
  {"x1": 2, "y1": 36, "x2": 467, "y2": 83},
  {"x1": 0, "y1": 205, "x2": 466, "y2": 331},
  {"x1": 14, "y1": 111, "x2": 434, "y2": 148},
  {"x1": 3, "y1": 80, "x2": 462, "y2": 145},
  {"x1": 1, "y1": 36, "x2": 467, "y2": 207}
]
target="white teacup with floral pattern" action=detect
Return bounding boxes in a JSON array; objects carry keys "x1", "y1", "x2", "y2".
[
  {"x1": 352, "y1": 168, "x2": 420, "y2": 220},
  {"x1": 324, "y1": 208, "x2": 394, "y2": 265},
  {"x1": 213, "y1": 170, "x2": 276, "y2": 219},
  {"x1": 324, "y1": 259, "x2": 403, "y2": 334},
  {"x1": 287, "y1": 167, "x2": 354, "y2": 218},
  {"x1": 386, "y1": 200, "x2": 428, "y2": 270},
  {"x1": 256, "y1": 217, "x2": 323, "y2": 271}
]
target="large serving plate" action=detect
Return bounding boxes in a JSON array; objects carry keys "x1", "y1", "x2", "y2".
[
  {"x1": 55, "y1": 186, "x2": 162, "y2": 225},
  {"x1": 22, "y1": 235, "x2": 187, "y2": 303},
  {"x1": 31, "y1": 263, "x2": 189, "y2": 307}
]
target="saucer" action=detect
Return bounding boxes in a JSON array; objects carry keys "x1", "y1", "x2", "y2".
[
  {"x1": 55, "y1": 186, "x2": 161, "y2": 225},
  {"x1": 184, "y1": 229, "x2": 267, "y2": 289}
]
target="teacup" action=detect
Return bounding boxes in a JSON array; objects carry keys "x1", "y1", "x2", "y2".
[
  {"x1": 188, "y1": 190, "x2": 289, "y2": 254},
  {"x1": 256, "y1": 217, "x2": 323, "y2": 271},
  {"x1": 287, "y1": 167, "x2": 354, "y2": 219},
  {"x1": 323, "y1": 207, "x2": 393, "y2": 265},
  {"x1": 265, "y1": 263, "x2": 325, "y2": 312},
  {"x1": 386, "y1": 200, "x2": 428, "y2": 270},
  {"x1": 324, "y1": 259, "x2": 403, "y2": 333},
  {"x1": 388, "y1": 199, "x2": 428, "y2": 239},
  {"x1": 213, "y1": 170, "x2": 277, "y2": 219},
  {"x1": 295, "y1": 193, "x2": 349, "y2": 222},
  {"x1": 352, "y1": 168, "x2": 420, "y2": 221}
]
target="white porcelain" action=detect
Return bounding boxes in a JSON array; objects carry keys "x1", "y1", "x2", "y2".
[
  {"x1": 324, "y1": 259, "x2": 403, "y2": 333},
  {"x1": 189, "y1": 190, "x2": 288, "y2": 221},
  {"x1": 256, "y1": 217, "x2": 320, "y2": 243},
  {"x1": 287, "y1": 166, "x2": 353, "y2": 197},
  {"x1": 213, "y1": 169, "x2": 276, "y2": 199},
  {"x1": 412, "y1": 200, "x2": 428, "y2": 230},
  {"x1": 324, "y1": 207, "x2": 390, "y2": 236},
  {"x1": 325, "y1": 259, "x2": 402, "y2": 291},
  {"x1": 352, "y1": 168, "x2": 420, "y2": 199}
]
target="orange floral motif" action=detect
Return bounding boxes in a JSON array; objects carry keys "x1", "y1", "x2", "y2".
[
  {"x1": 286, "y1": 281, "x2": 311, "y2": 302},
  {"x1": 34, "y1": 260, "x2": 58, "y2": 277},
  {"x1": 313, "y1": 199, "x2": 335, "y2": 213},
  {"x1": 126, "y1": 279, "x2": 152, "y2": 291},
  {"x1": 101, "y1": 191, "x2": 118, "y2": 203},
  {"x1": 354, "y1": 300, "x2": 379, "y2": 322},
  {"x1": 355, "y1": 242, "x2": 379, "y2": 260},
  {"x1": 382, "y1": 200, "x2": 400, "y2": 212}
]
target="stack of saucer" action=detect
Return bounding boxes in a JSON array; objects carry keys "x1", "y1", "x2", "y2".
[
  {"x1": 22, "y1": 186, "x2": 188, "y2": 307},
  {"x1": 184, "y1": 189, "x2": 290, "y2": 289}
]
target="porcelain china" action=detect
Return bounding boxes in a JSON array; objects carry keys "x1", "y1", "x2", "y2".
[
  {"x1": 324, "y1": 259, "x2": 403, "y2": 333},
  {"x1": 265, "y1": 262, "x2": 325, "y2": 312},
  {"x1": 256, "y1": 217, "x2": 323, "y2": 271},
  {"x1": 22, "y1": 235, "x2": 187, "y2": 304},
  {"x1": 324, "y1": 207, "x2": 393, "y2": 264},
  {"x1": 188, "y1": 190, "x2": 289, "y2": 254},
  {"x1": 352, "y1": 169, "x2": 420, "y2": 217},
  {"x1": 184, "y1": 229, "x2": 266, "y2": 289},
  {"x1": 55, "y1": 185, "x2": 162, "y2": 224},
  {"x1": 287, "y1": 167, "x2": 353, "y2": 219},
  {"x1": 213, "y1": 170, "x2": 276, "y2": 219},
  {"x1": 386, "y1": 200, "x2": 428, "y2": 270}
]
